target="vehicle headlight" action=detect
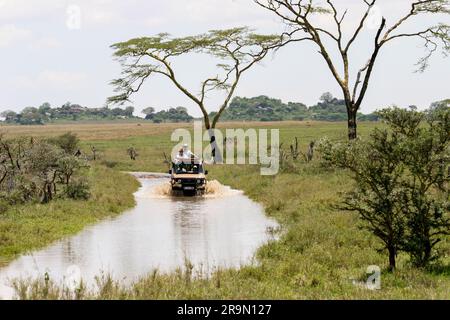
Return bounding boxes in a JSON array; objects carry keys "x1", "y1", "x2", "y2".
[{"x1": 177, "y1": 179, "x2": 182, "y2": 183}]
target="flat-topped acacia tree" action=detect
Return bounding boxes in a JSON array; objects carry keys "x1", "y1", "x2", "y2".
[
  {"x1": 108, "y1": 27, "x2": 284, "y2": 161},
  {"x1": 255, "y1": 0, "x2": 450, "y2": 139}
]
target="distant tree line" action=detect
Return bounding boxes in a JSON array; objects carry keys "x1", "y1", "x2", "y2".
[
  {"x1": 2, "y1": 96, "x2": 447, "y2": 125},
  {"x1": 142, "y1": 106, "x2": 193, "y2": 123},
  {"x1": 1, "y1": 102, "x2": 136, "y2": 125},
  {"x1": 218, "y1": 95, "x2": 448, "y2": 122},
  {"x1": 143, "y1": 93, "x2": 382, "y2": 123},
  {"x1": 219, "y1": 93, "x2": 380, "y2": 122}
]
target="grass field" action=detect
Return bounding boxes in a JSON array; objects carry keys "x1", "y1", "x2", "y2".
[{"x1": 1, "y1": 121, "x2": 449, "y2": 299}]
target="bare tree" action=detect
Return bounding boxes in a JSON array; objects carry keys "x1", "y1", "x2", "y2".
[{"x1": 255, "y1": 0, "x2": 450, "y2": 139}]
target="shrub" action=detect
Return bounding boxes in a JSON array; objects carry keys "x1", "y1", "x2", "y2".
[
  {"x1": 57, "y1": 155, "x2": 86, "y2": 185},
  {"x1": 24, "y1": 141, "x2": 63, "y2": 203},
  {"x1": 48, "y1": 132, "x2": 80, "y2": 155},
  {"x1": 319, "y1": 107, "x2": 450, "y2": 270},
  {"x1": 63, "y1": 179, "x2": 90, "y2": 200},
  {"x1": 0, "y1": 134, "x2": 90, "y2": 205}
]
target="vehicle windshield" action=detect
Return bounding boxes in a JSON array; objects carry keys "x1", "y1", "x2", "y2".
[{"x1": 173, "y1": 163, "x2": 203, "y2": 174}]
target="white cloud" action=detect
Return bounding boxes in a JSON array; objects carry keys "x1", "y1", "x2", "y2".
[
  {"x1": 143, "y1": 17, "x2": 166, "y2": 28},
  {"x1": 0, "y1": 0, "x2": 123, "y2": 28},
  {"x1": 0, "y1": 24, "x2": 61, "y2": 50},
  {"x1": 12, "y1": 70, "x2": 89, "y2": 89},
  {"x1": 169, "y1": 0, "x2": 269, "y2": 24},
  {"x1": 143, "y1": 0, "x2": 279, "y2": 31},
  {"x1": 0, "y1": 0, "x2": 62, "y2": 21},
  {"x1": 0, "y1": 24, "x2": 31, "y2": 47},
  {"x1": 38, "y1": 70, "x2": 87, "y2": 87},
  {"x1": 86, "y1": 10, "x2": 119, "y2": 25},
  {"x1": 29, "y1": 37, "x2": 61, "y2": 49}
]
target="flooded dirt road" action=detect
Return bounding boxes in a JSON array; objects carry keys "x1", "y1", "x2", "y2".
[{"x1": 0, "y1": 174, "x2": 277, "y2": 299}]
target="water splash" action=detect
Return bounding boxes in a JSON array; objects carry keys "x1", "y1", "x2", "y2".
[
  {"x1": 138, "y1": 177, "x2": 241, "y2": 199},
  {"x1": 204, "y1": 180, "x2": 241, "y2": 198},
  {"x1": 150, "y1": 181, "x2": 172, "y2": 198}
]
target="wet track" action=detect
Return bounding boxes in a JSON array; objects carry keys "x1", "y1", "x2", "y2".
[{"x1": 0, "y1": 173, "x2": 277, "y2": 299}]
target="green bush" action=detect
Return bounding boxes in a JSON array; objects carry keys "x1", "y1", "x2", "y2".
[
  {"x1": 0, "y1": 134, "x2": 89, "y2": 205},
  {"x1": 48, "y1": 132, "x2": 80, "y2": 155},
  {"x1": 1, "y1": 190, "x2": 27, "y2": 205},
  {"x1": 63, "y1": 179, "x2": 91, "y2": 200},
  {"x1": 319, "y1": 107, "x2": 450, "y2": 270}
]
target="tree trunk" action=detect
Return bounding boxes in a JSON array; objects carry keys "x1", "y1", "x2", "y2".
[
  {"x1": 388, "y1": 246, "x2": 396, "y2": 272},
  {"x1": 347, "y1": 108, "x2": 358, "y2": 140},
  {"x1": 421, "y1": 240, "x2": 432, "y2": 267},
  {"x1": 208, "y1": 127, "x2": 223, "y2": 164},
  {"x1": 42, "y1": 183, "x2": 53, "y2": 203}
]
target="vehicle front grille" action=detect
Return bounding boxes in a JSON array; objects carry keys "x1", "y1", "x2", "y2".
[{"x1": 181, "y1": 179, "x2": 197, "y2": 185}]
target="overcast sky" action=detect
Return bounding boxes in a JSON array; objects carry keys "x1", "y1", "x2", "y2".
[{"x1": 1, "y1": 0, "x2": 449, "y2": 116}]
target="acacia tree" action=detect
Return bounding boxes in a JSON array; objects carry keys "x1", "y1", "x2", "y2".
[
  {"x1": 108, "y1": 27, "x2": 284, "y2": 161},
  {"x1": 255, "y1": 0, "x2": 450, "y2": 139}
]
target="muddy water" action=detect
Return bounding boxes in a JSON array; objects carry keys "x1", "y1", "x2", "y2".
[{"x1": 0, "y1": 174, "x2": 277, "y2": 299}]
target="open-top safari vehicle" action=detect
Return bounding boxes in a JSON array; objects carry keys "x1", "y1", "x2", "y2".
[{"x1": 169, "y1": 145, "x2": 208, "y2": 196}]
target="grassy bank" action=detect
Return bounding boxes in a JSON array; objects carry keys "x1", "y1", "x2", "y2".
[
  {"x1": 14, "y1": 164, "x2": 450, "y2": 300},
  {"x1": 3, "y1": 121, "x2": 449, "y2": 299},
  {"x1": 0, "y1": 165, "x2": 140, "y2": 265}
]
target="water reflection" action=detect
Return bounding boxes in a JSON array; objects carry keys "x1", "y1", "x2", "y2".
[{"x1": 0, "y1": 177, "x2": 277, "y2": 299}]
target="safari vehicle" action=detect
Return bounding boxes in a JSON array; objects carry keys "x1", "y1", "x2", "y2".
[{"x1": 169, "y1": 159, "x2": 208, "y2": 196}]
